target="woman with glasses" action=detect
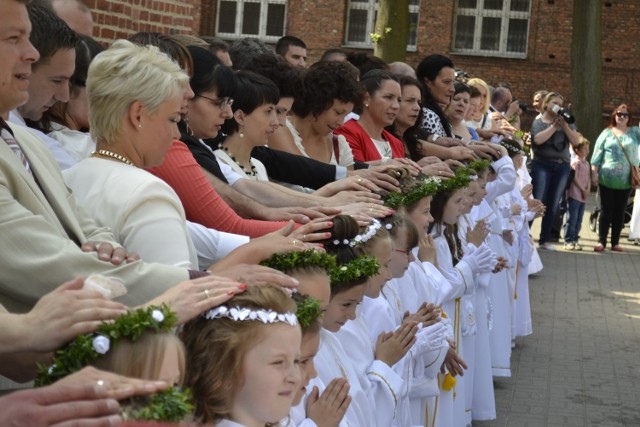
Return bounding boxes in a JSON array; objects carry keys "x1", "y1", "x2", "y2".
[
  {"x1": 592, "y1": 104, "x2": 640, "y2": 252},
  {"x1": 530, "y1": 91, "x2": 581, "y2": 251}
]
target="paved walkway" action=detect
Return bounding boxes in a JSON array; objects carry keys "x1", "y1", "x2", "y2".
[{"x1": 474, "y1": 201, "x2": 640, "y2": 426}]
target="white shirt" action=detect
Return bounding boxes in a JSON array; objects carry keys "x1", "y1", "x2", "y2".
[{"x1": 8, "y1": 110, "x2": 77, "y2": 170}]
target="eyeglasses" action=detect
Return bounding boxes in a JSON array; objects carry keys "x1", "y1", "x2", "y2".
[
  {"x1": 616, "y1": 112, "x2": 630, "y2": 118},
  {"x1": 196, "y1": 95, "x2": 234, "y2": 109}
]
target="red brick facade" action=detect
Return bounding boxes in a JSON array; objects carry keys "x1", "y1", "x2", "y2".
[
  {"x1": 88, "y1": 0, "x2": 638, "y2": 127},
  {"x1": 87, "y1": 0, "x2": 201, "y2": 40}
]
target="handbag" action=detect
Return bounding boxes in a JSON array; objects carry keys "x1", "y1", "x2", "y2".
[{"x1": 611, "y1": 129, "x2": 640, "y2": 189}]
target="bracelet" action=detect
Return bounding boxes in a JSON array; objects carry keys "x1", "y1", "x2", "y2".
[{"x1": 431, "y1": 134, "x2": 441, "y2": 143}]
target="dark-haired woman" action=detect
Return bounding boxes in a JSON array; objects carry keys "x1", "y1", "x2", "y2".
[
  {"x1": 445, "y1": 81, "x2": 478, "y2": 144},
  {"x1": 215, "y1": 71, "x2": 279, "y2": 181},
  {"x1": 281, "y1": 60, "x2": 361, "y2": 168},
  {"x1": 413, "y1": 54, "x2": 476, "y2": 163},
  {"x1": 146, "y1": 46, "x2": 296, "y2": 238},
  {"x1": 334, "y1": 69, "x2": 405, "y2": 164},
  {"x1": 387, "y1": 75, "x2": 422, "y2": 147},
  {"x1": 591, "y1": 104, "x2": 640, "y2": 252}
]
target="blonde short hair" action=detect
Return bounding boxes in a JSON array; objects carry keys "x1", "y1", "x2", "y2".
[
  {"x1": 87, "y1": 39, "x2": 189, "y2": 144},
  {"x1": 92, "y1": 331, "x2": 186, "y2": 385},
  {"x1": 467, "y1": 77, "x2": 491, "y2": 115}
]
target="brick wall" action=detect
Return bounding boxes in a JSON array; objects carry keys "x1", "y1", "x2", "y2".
[
  {"x1": 86, "y1": 0, "x2": 200, "y2": 41},
  {"x1": 90, "y1": 0, "x2": 640, "y2": 126}
]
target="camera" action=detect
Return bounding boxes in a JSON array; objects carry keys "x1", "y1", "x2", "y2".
[
  {"x1": 550, "y1": 104, "x2": 575, "y2": 124},
  {"x1": 518, "y1": 101, "x2": 528, "y2": 112}
]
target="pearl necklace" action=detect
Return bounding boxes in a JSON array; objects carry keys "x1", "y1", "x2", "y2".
[
  {"x1": 217, "y1": 143, "x2": 256, "y2": 176},
  {"x1": 91, "y1": 149, "x2": 134, "y2": 166}
]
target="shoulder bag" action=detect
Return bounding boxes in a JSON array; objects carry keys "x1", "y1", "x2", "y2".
[{"x1": 611, "y1": 129, "x2": 640, "y2": 189}]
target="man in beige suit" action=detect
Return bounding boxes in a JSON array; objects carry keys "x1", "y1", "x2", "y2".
[{"x1": 0, "y1": 1, "x2": 247, "y2": 314}]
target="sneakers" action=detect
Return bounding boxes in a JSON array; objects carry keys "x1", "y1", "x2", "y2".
[
  {"x1": 564, "y1": 242, "x2": 576, "y2": 251},
  {"x1": 594, "y1": 244, "x2": 605, "y2": 252},
  {"x1": 539, "y1": 242, "x2": 557, "y2": 251},
  {"x1": 574, "y1": 242, "x2": 583, "y2": 251},
  {"x1": 612, "y1": 245, "x2": 624, "y2": 252}
]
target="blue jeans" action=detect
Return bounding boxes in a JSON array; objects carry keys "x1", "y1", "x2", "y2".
[
  {"x1": 563, "y1": 197, "x2": 585, "y2": 243},
  {"x1": 530, "y1": 159, "x2": 573, "y2": 244}
]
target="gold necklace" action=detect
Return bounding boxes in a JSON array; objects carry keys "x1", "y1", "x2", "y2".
[{"x1": 91, "y1": 149, "x2": 134, "y2": 166}]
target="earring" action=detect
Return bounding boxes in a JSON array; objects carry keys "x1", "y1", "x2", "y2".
[
  {"x1": 365, "y1": 103, "x2": 369, "y2": 108},
  {"x1": 138, "y1": 124, "x2": 142, "y2": 128},
  {"x1": 239, "y1": 126, "x2": 244, "y2": 138}
]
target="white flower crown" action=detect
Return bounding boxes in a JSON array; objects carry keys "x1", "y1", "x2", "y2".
[
  {"x1": 203, "y1": 305, "x2": 298, "y2": 327},
  {"x1": 332, "y1": 219, "x2": 392, "y2": 247}
]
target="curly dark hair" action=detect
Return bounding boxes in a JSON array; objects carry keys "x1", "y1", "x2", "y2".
[{"x1": 291, "y1": 61, "x2": 362, "y2": 118}]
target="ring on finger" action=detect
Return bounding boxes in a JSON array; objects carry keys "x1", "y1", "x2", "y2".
[
  {"x1": 357, "y1": 177, "x2": 363, "y2": 183},
  {"x1": 204, "y1": 289, "x2": 211, "y2": 299},
  {"x1": 292, "y1": 239, "x2": 298, "y2": 246},
  {"x1": 302, "y1": 234, "x2": 307, "y2": 241},
  {"x1": 97, "y1": 379, "x2": 105, "y2": 387}
]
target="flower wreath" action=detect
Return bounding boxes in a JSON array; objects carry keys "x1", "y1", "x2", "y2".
[
  {"x1": 295, "y1": 295, "x2": 323, "y2": 329},
  {"x1": 260, "y1": 249, "x2": 336, "y2": 273},
  {"x1": 439, "y1": 167, "x2": 472, "y2": 193},
  {"x1": 35, "y1": 305, "x2": 193, "y2": 422},
  {"x1": 384, "y1": 175, "x2": 443, "y2": 209},
  {"x1": 329, "y1": 255, "x2": 380, "y2": 287},
  {"x1": 467, "y1": 159, "x2": 491, "y2": 174}
]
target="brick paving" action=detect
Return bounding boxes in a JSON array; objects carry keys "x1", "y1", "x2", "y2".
[{"x1": 474, "y1": 201, "x2": 640, "y2": 427}]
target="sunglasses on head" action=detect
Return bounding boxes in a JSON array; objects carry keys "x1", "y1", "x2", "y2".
[{"x1": 616, "y1": 112, "x2": 630, "y2": 118}]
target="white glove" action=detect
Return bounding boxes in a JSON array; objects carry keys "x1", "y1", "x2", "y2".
[
  {"x1": 461, "y1": 243, "x2": 496, "y2": 274},
  {"x1": 414, "y1": 321, "x2": 447, "y2": 354}
]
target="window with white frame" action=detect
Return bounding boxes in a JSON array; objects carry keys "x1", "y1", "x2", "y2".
[
  {"x1": 452, "y1": 0, "x2": 531, "y2": 58},
  {"x1": 344, "y1": 0, "x2": 420, "y2": 50},
  {"x1": 216, "y1": 0, "x2": 287, "y2": 42}
]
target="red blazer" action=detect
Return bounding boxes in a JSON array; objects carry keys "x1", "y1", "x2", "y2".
[{"x1": 334, "y1": 119, "x2": 405, "y2": 162}]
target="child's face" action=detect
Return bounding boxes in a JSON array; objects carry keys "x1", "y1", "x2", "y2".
[
  {"x1": 443, "y1": 188, "x2": 466, "y2": 225},
  {"x1": 474, "y1": 176, "x2": 487, "y2": 205},
  {"x1": 234, "y1": 324, "x2": 302, "y2": 426},
  {"x1": 322, "y1": 284, "x2": 367, "y2": 332},
  {"x1": 294, "y1": 272, "x2": 331, "y2": 312},
  {"x1": 292, "y1": 331, "x2": 320, "y2": 406},
  {"x1": 577, "y1": 145, "x2": 589, "y2": 158},
  {"x1": 513, "y1": 154, "x2": 524, "y2": 170},
  {"x1": 407, "y1": 196, "x2": 433, "y2": 239},
  {"x1": 157, "y1": 341, "x2": 183, "y2": 386},
  {"x1": 364, "y1": 237, "x2": 393, "y2": 298},
  {"x1": 389, "y1": 229, "x2": 415, "y2": 278},
  {"x1": 460, "y1": 186, "x2": 476, "y2": 215}
]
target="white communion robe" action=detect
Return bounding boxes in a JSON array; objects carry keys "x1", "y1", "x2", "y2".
[
  {"x1": 466, "y1": 209, "x2": 496, "y2": 421},
  {"x1": 384, "y1": 263, "x2": 452, "y2": 427},
  {"x1": 483, "y1": 155, "x2": 516, "y2": 378},
  {"x1": 457, "y1": 215, "x2": 478, "y2": 426},
  {"x1": 336, "y1": 304, "x2": 405, "y2": 427},
  {"x1": 433, "y1": 232, "x2": 496, "y2": 427},
  {"x1": 311, "y1": 328, "x2": 377, "y2": 427},
  {"x1": 507, "y1": 186, "x2": 534, "y2": 338}
]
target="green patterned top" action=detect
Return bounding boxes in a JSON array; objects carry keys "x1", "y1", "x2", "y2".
[{"x1": 591, "y1": 127, "x2": 640, "y2": 189}]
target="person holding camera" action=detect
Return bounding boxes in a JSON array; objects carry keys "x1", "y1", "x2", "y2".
[
  {"x1": 530, "y1": 92, "x2": 581, "y2": 250},
  {"x1": 591, "y1": 104, "x2": 640, "y2": 252}
]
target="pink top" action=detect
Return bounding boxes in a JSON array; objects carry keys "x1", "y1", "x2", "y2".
[
  {"x1": 568, "y1": 157, "x2": 591, "y2": 203},
  {"x1": 147, "y1": 140, "x2": 287, "y2": 238}
]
